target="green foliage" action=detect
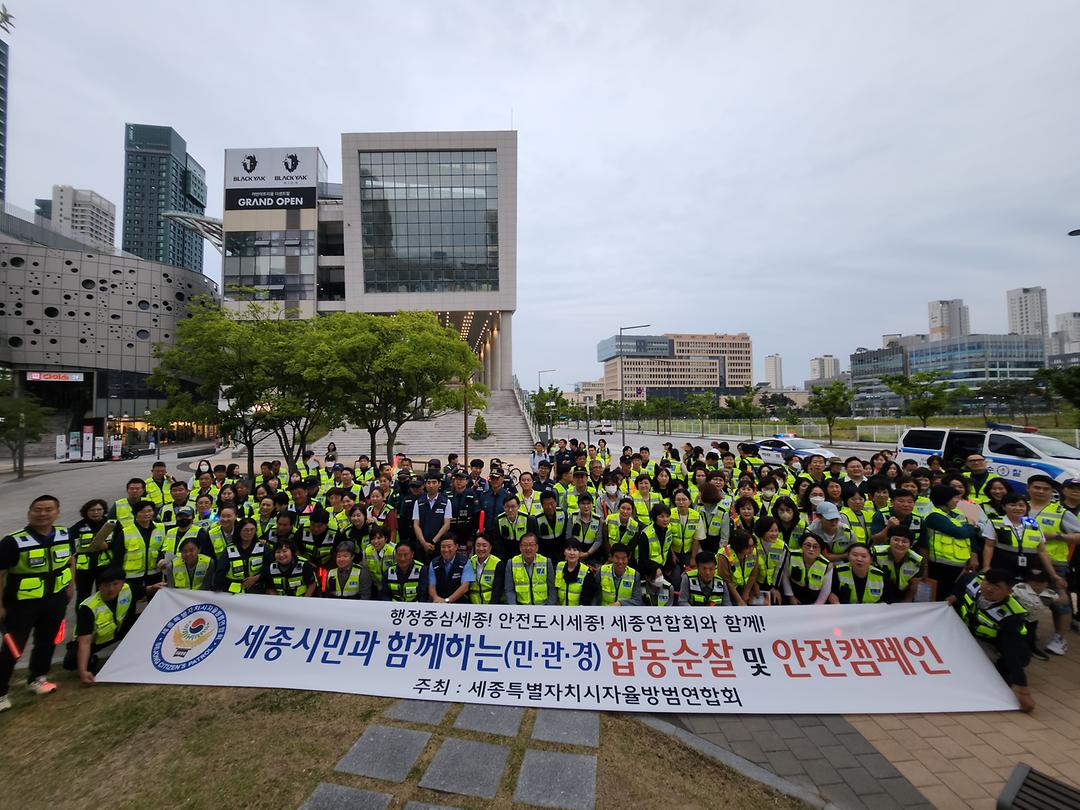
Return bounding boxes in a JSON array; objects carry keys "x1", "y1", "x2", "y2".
[
  {"x1": 470, "y1": 413, "x2": 490, "y2": 439},
  {"x1": 531, "y1": 386, "x2": 570, "y2": 434},
  {"x1": 0, "y1": 375, "x2": 50, "y2": 477},
  {"x1": 880, "y1": 370, "x2": 967, "y2": 427},
  {"x1": 724, "y1": 388, "x2": 764, "y2": 439},
  {"x1": 1044, "y1": 367, "x2": 1080, "y2": 427},
  {"x1": 807, "y1": 380, "x2": 854, "y2": 445},
  {"x1": 152, "y1": 304, "x2": 482, "y2": 471},
  {"x1": 685, "y1": 392, "x2": 718, "y2": 436}
]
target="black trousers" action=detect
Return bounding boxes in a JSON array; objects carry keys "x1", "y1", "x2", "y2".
[{"x1": 0, "y1": 593, "x2": 69, "y2": 695}]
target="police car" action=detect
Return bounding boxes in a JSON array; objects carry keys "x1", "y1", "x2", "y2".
[
  {"x1": 755, "y1": 435, "x2": 839, "y2": 466},
  {"x1": 895, "y1": 424, "x2": 1080, "y2": 491}
]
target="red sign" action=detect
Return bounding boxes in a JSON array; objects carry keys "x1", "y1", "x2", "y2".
[{"x1": 26, "y1": 371, "x2": 84, "y2": 382}]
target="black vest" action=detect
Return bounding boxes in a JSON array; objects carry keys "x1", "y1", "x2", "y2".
[
  {"x1": 431, "y1": 557, "x2": 466, "y2": 598},
  {"x1": 416, "y1": 496, "x2": 450, "y2": 542}
]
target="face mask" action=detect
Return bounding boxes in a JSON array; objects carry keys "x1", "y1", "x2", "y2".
[
  {"x1": 605, "y1": 485, "x2": 618, "y2": 496},
  {"x1": 790, "y1": 461, "x2": 801, "y2": 470},
  {"x1": 652, "y1": 575, "x2": 665, "y2": 588},
  {"x1": 761, "y1": 489, "x2": 776, "y2": 500},
  {"x1": 177, "y1": 517, "x2": 192, "y2": 527},
  {"x1": 810, "y1": 496, "x2": 825, "y2": 507}
]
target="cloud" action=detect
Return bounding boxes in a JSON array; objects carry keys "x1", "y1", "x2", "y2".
[{"x1": 6, "y1": 0, "x2": 1080, "y2": 391}]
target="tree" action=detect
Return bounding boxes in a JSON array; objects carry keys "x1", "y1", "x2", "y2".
[
  {"x1": 685, "y1": 392, "x2": 717, "y2": 436},
  {"x1": 531, "y1": 386, "x2": 570, "y2": 438},
  {"x1": 150, "y1": 298, "x2": 280, "y2": 481},
  {"x1": 1045, "y1": 367, "x2": 1080, "y2": 427},
  {"x1": 1032, "y1": 369, "x2": 1062, "y2": 427},
  {"x1": 880, "y1": 370, "x2": 966, "y2": 427},
  {"x1": 806, "y1": 380, "x2": 854, "y2": 446},
  {"x1": 725, "y1": 388, "x2": 765, "y2": 439},
  {"x1": 762, "y1": 392, "x2": 796, "y2": 418},
  {"x1": 0, "y1": 386, "x2": 49, "y2": 478},
  {"x1": 358, "y1": 311, "x2": 484, "y2": 460}
]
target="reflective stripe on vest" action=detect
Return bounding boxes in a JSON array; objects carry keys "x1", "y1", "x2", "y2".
[
  {"x1": 78, "y1": 583, "x2": 132, "y2": 644},
  {"x1": 9, "y1": 527, "x2": 73, "y2": 600},
  {"x1": 670, "y1": 509, "x2": 700, "y2": 554},
  {"x1": 599, "y1": 564, "x2": 636, "y2": 606},
  {"x1": 269, "y1": 560, "x2": 308, "y2": 596},
  {"x1": 326, "y1": 566, "x2": 363, "y2": 597},
  {"x1": 834, "y1": 563, "x2": 886, "y2": 604},
  {"x1": 788, "y1": 555, "x2": 830, "y2": 593},
  {"x1": 721, "y1": 547, "x2": 756, "y2": 588},
  {"x1": 225, "y1": 542, "x2": 265, "y2": 593},
  {"x1": 469, "y1": 554, "x2": 502, "y2": 604},
  {"x1": 1031, "y1": 504, "x2": 1068, "y2": 564},
  {"x1": 122, "y1": 522, "x2": 165, "y2": 579},
  {"x1": 872, "y1": 545, "x2": 923, "y2": 591},
  {"x1": 510, "y1": 555, "x2": 550, "y2": 605},
  {"x1": 385, "y1": 562, "x2": 423, "y2": 602},
  {"x1": 958, "y1": 576, "x2": 1028, "y2": 640},
  {"x1": 685, "y1": 572, "x2": 725, "y2": 606},
  {"x1": 925, "y1": 508, "x2": 972, "y2": 566},
  {"x1": 172, "y1": 555, "x2": 211, "y2": 590},
  {"x1": 555, "y1": 561, "x2": 590, "y2": 606}
]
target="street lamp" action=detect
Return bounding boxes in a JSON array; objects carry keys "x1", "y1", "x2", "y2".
[
  {"x1": 619, "y1": 324, "x2": 651, "y2": 448},
  {"x1": 538, "y1": 369, "x2": 556, "y2": 444}
]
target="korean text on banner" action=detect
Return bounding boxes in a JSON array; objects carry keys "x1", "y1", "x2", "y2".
[{"x1": 98, "y1": 590, "x2": 1019, "y2": 714}]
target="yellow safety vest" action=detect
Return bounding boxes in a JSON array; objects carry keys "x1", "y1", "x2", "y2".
[
  {"x1": 599, "y1": 564, "x2": 637, "y2": 606},
  {"x1": 872, "y1": 545, "x2": 923, "y2": 592},
  {"x1": 669, "y1": 509, "x2": 701, "y2": 554},
  {"x1": 172, "y1": 554, "x2": 211, "y2": 589},
  {"x1": 78, "y1": 583, "x2": 133, "y2": 644},
  {"x1": 834, "y1": 563, "x2": 886, "y2": 604},
  {"x1": 957, "y1": 576, "x2": 1028, "y2": 640},
  {"x1": 510, "y1": 555, "x2": 550, "y2": 605},
  {"x1": 721, "y1": 546, "x2": 756, "y2": 589},
  {"x1": 8, "y1": 527, "x2": 73, "y2": 600},
  {"x1": 121, "y1": 522, "x2": 166, "y2": 579},
  {"x1": 223, "y1": 542, "x2": 265, "y2": 593},
  {"x1": 555, "y1": 561, "x2": 590, "y2": 606},
  {"x1": 925, "y1": 507, "x2": 973, "y2": 566},
  {"x1": 469, "y1": 554, "x2": 502, "y2": 604},
  {"x1": 1030, "y1": 503, "x2": 1069, "y2": 564}
]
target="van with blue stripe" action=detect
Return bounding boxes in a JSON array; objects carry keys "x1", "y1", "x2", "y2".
[{"x1": 896, "y1": 425, "x2": 1080, "y2": 493}]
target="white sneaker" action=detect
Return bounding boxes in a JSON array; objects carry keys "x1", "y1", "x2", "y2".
[
  {"x1": 0, "y1": 694, "x2": 10, "y2": 712},
  {"x1": 1046, "y1": 635, "x2": 1068, "y2": 656},
  {"x1": 26, "y1": 677, "x2": 56, "y2": 695}
]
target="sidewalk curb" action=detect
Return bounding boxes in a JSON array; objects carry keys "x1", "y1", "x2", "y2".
[{"x1": 631, "y1": 714, "x2": 840, "y2": 810}]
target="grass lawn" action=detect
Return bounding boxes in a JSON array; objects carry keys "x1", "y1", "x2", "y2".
[{"x1": 0, "y1": 672, "x2": 805, "y2": 809}]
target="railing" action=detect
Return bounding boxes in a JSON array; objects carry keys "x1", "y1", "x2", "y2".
[{"x1": 511, "y1": 375, "x2": 541, "y2": 444}]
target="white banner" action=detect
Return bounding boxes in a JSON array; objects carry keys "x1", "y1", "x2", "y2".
[{"x1": 98, "y1": 590, "x2": 1019, "y2": 714}]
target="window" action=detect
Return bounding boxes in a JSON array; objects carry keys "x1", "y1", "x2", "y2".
[
  {"x1": 987, "y1": 434, "x2": 1037, "y2": 459},
  {"x1": 901, "y1": 429, "x2": 945, "y2": 451}
]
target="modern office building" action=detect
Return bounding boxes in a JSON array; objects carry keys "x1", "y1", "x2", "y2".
[
  {"x1": 0, "y1": 204, "x2": 218, "y2": 451},
  {"x1": 1048, "y1": 352, "x2": 1080, "y2": 370},
  {"x1": 763, "y1": 353, "x2": 783, "y2": 389},
  {"x1": 220, "y1": 131, "x2": 517, "y2": 389},
  {"x1": 850, "y1": 332, "x2": 1046, "y2": 416},
  {"x1": 928, "y1": 298, "x2": 970, "y2": 341},
  {"x1": 564, "y1": 379, "x2": 605, "y2": 406},
  {"x1": 122, "y1": 124, "x2": 206, "y2": 272},
  {"x1": 597, "y1": 332, "x2": 752, "y2": 402},
  {"x1": 1007, "y1": 287, "x2": 1049, "y2": 341},
  {"x1": 0, "y1": 39, "x2": 7, "y2": 202},
  {"x1": 1051, "y1": 312, "x2": 1080, "y2": 355},
  {"x1": 47, "y1": 185, "x2": 116, "y2": 249},
  {"x1": 809, "y1": 355, "x2": 840, "y2": 381}
]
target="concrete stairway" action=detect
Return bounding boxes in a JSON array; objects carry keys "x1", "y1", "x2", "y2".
[{"x1": 314, "y1": 390, "x2": 536, "y2": 463}]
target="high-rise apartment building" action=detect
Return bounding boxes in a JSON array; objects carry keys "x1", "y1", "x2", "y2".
[
  {"x1": 928, "y1": 299, "x2": 970, "y2": 341},
  {"x1": 597, "y1": 332, "x2": 752, "y2": 402},
  {"x1": 0, "y1": 39, "x2": 8, "y2": 202},
  {"x1": 764, "y1": 353, "x2": 783, "y2": 388},
  {"x1": 1007, "y1": 287, "x2": 1049, "y2": 341},
  {"x1": 809, "y1": 355, "x2": 840, "y2": 381},
  {"x1": 1051, "y1": 312, "x2": 1080, "y2": 355},
  {"x1": 49, "y1": 185, "x2": 115, "y2": 248},
  {"x1": 122, "y1": 124, "x2": 206, "y2": 272}
]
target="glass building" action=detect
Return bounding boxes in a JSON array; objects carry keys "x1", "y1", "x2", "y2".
[
  {"x1": 122, "y1": 124, "x2": 206, "y2": 273},
  {"x1": 358, "y1": 150, "x2": 499, "y2": 293}
]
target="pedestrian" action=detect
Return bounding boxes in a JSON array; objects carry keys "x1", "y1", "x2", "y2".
[{"x1": 0, "y1": 495, "x2": 75, "y2": 710}]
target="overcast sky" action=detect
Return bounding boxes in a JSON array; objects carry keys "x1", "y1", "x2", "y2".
[{"x1": 7, "y1": 1, "x2": 1080, "y2": 390}]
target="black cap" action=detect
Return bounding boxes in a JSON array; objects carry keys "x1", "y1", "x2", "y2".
[
  {"x1": 452, "y1": 470, "x2": 468, "y2": 479},
  {"x1": 304, "y1": 476, "x2": 320, "y2": 487},
  {"x1": 572, "y1": 467, "x2": 587, "y2": 476},
  {"x1": 489, "y1": 469, "x2": 504, "y2": 479},
  {"x1": 428, "y1": 458, "x2": 441, "y2": 468},
  {"x1": 409, "y1": 477, "x2": 423, "y2": 487},
  {"x1": 332, "y1": 463, "x2": 344, "y2": 471}
]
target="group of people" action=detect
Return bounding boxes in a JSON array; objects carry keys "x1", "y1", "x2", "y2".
[{"x1": 1, "y1": 434, "x2": 1076, "y2": 713}]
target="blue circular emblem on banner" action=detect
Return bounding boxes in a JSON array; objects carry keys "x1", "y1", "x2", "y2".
[{"x1": 150, "y1": 603, "x2": 227, "y2": 673}]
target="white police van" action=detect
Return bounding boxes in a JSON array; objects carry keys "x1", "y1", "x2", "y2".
[{"x1": 895, "y1": 425, "x2": 1080, "y2": 492}]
